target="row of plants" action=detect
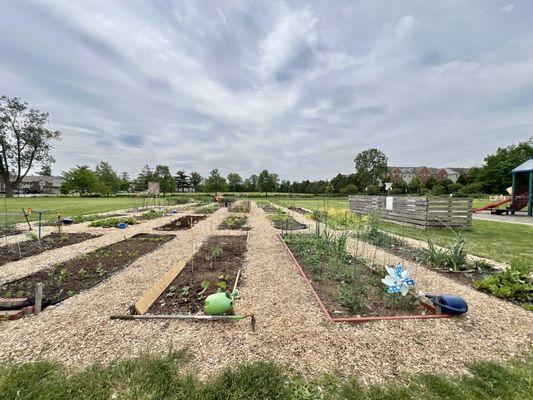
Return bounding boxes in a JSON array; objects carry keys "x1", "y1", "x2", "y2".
[
  {"x1": 303, "y1": 209, "x2": 532, "y2": 311},
  {"x1": 89, "y1": 216, "x2": 138, "y2": 228},
  {"x1": 219, "y1": 215, "x2": 248, "y2": 230},
  {"x1": 195, "y1": 204, "x2": 218, "y2": 214},
  {"x1": 284, "y1": 233, "x2": 420, "y2": 316}
]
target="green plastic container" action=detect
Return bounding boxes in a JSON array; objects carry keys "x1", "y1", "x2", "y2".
[{"x1": 204, "y1": 290, "x2": 238, "y2": 315}]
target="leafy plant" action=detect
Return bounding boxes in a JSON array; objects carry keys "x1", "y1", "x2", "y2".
[
  {"x1": 197, "y1": 280, "x2": 210, "y2": 299},
  {"x1": 78, "y1": 268, "x2": 88, "y2": 278},
  {"x1": 337, "y1": 282, "x2": 363, "y2": 312},
  {"x1": 205, "y1": 245, "x2": 223, "y2": 262},
  {"x1": 89, "y1": 217, "x2": 137, "y2": 228},
  {"x1": 425, "y1": 235, "x2": 448, "y2": 268},
  {"x1": 181, "y1": 286, "x2": 190, "y2": 302},
  {"x1": 447, "y1": 232, "x2": 467, "y2": 271},
  {"x1": 25, "y1": 232, "x2": 38, "y2": 241},
  {"x1": 474, "y1": 262, "x2": 532, "y2": 309}
]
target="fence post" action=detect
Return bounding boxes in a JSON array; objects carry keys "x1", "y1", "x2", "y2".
[{"x1": 34, "y1": 283, "x2": 43, "y2": 315}]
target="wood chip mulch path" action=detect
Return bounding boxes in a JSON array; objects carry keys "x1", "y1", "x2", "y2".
[{"x1": 0, "y1": 204, "x2": 531, "y2": 385}]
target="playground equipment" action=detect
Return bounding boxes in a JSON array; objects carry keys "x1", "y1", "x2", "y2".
[{"x1": 473, "y1": 158, "x2": 533, "y2": 216}]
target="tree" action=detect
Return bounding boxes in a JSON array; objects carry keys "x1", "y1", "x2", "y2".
[
  {"x1": 409, "y1": 176, "x2": 422, "y2": 193},
  {"x1": 0, "y1": 96, "x2": 61, "y2": 197},
  {"x1": 189, "y1": 171, "x2": 203, "y2": 192},
  {"x1": 119, "y1": 172, "x2": 131, "y2": 192},
  {"x1": 134, "y1": 165, "x2": 153, "y2": 191},
  {"x1": 257, "y1": 170, "x2": 279, "y2": 197},
  {"x1": 61, "y1": 165, "x2": 98, "y2": 195},
  {"x1": 38, "y1": 165, "x2": 52, "y2": 176},
  {"x1": 175, "y1": 170, "x2": 190, "y2": 192},
  {"x1": 354, "y1": 149, "x2": 388, "y2": 187},
  {"x1": 227, "y1": 173, "x2": 243, "y2": 192},
  {"x1": 279, "y1": 180, "x2": 291, "y2": 193},
  {"x1": 153, "y1": 165, "x2": 176, "y2": 195},
  {"x1": 243, "y1": 174, "x2": 259, "y2": 192},
  {"x1": 204, "y1": 169, "x2": 227, "y2": 194},
  {"x1": 476, "y1": 139, "x2": 533, "y2": 193},
  {"x1": 95, "y1": 161, "x2": 121, "y2": 196},
  {"x1": 340, "y1": 184, "x2": 358, "y2": 194}
]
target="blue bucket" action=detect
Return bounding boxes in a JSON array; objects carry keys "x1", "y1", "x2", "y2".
[{"x1": 426, "y1": 294, "x2": 468, "y2": 315}]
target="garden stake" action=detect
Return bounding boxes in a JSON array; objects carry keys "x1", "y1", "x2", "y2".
[
  {"x1": 21, "y1": 208, "x2": 32, "y2": 231},
  {"x1": 34, "y1": 283, "x2": 43, "y2": 315}
]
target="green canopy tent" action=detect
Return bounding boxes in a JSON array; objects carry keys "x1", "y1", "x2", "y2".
[{"x1": 511, "y1": 158, "x2": 533, "y2": 216}]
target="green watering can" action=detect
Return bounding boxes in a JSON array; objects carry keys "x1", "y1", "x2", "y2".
[
  {"x1": 204, "y1": 289, "x2": 239, "y2": 315},
  {"x1": 204, "y1": 269, "x2": 242, "y2": 315}
]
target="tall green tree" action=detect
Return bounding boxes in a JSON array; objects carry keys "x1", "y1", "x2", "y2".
[
  {"x1": 153, "y1": 165, "x2": 176, "y2": 195},
  {"x1": 189, "y1": 171, "x2": 203, "y2": 192},
  {"x1": 0, "y1": 95, "x2": 61, "y2": 197},
  {"x1": 134, "y1": 165, "x2": 153, "y2": 191},
  {"x1": 119, "y1": 172, "x2": 131, "y2": 192},
  {"x1": 38, "y1": 165, "x2": 52, "y2": 176},
  {"x1": 203, "y1": 169, "x2": 227, "y2": 194},
  {"x1": 354, "y1": 148, "x2": 388, "y2": 187},
  {"x1": 243, "y1": 174, "x2": 259, "y2": 192},
  {"x1": 175, "y1": 170, "x2": 190, "y2": 192},
  {"x1": 61, "y1": 166, "x2": 98, "y2": 195},
  {"x1": 95, "y1": 161, "x2": 121, "y2": 196},
  {"x1": 227, "y1": 173, "x2": 243, "y2": 192},
  {"x1": 476, "y1": 139, "x2": 533, "y2": 193},
  {"x1": 257, "y1": 170, "x2": 279, "y2": 197}
]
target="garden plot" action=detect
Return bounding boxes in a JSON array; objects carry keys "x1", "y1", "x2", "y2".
[
  {"x1": 219, "y1": 215, "x2": 248, "y2": 230},
  {"x1": 0, "y1": 233, "x2": 173, "y2": 316},
  {"x1": 288, "y1": 206, "x2": 310, "y2": 215},
  {"x1": 268, "y1": 210, "x2": 307, "y2": 230},
  {"x1": 148, "y1": 235, "x2": 247, "y2": 314},
  {"x1": 282, "y1": 233, "x2": 442, "y2": 320},
  {"x1": 0, "y1": 232, "x2": 100, "y2": 267},
  {"x1": 155, "y1": 215, "x2": 207, "y2": 231}
]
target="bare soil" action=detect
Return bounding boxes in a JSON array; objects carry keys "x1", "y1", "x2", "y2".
[
  {"x1": 148, "y1": 235, "x2": 247, "y2": 315},
  {"x1": 155, "y1": 215, "x2": 206, "y2": 231},
  {"x1": 0, "y1": 233, "x2": 173, "y2": 308},
  {"x1": 289, "y1": 206, "x2": 310, "y2": 214},
  {"x1": 0, "y1": 232, "x2": 100, "y2": 267}
]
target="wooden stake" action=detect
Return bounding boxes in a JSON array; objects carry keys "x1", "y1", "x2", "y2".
[{"x1": 34, "y1": 283, "x2": 43, "y2": 315}]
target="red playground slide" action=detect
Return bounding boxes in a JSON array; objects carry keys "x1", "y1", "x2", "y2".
[{"x1": 474, "y1": 198, "x2": 511, "y2": 213}]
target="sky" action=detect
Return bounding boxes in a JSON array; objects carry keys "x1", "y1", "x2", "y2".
[{"x1": 1, "y1": 0, "x2": 532, "y2": 181}]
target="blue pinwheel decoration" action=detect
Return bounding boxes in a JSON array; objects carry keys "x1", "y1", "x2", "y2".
[{"x1": 381, "y1": 263, "x2": 415, "y2": 296}]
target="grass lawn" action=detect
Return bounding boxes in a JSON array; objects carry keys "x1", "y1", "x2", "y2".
[
  {"x1": 270, "y1": 196, "x2": 533, "y2": 265},
  {"x1": 1, "y1": 350, "x2": 531, "y2": 400},
  {"x1": 1, "y1": 196, "x2": 147, "y2": 224}
]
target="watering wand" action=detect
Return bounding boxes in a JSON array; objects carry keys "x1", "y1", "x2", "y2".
[{"x1": 110, "y1": 313, "x2": 256, "y2": 330}]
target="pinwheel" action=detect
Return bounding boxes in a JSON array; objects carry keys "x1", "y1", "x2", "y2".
[{"x1": 381, "y1": 263, "x2": 415, "y2": 296}]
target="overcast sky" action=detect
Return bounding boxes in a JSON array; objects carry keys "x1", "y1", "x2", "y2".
[{"x1": 1, "y1": 1, "x2": 532, "y2": 181}]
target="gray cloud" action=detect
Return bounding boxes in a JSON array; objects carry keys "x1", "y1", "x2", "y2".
[{"x1": 0, "y1": 0, "x2": 532, "y2": 181}]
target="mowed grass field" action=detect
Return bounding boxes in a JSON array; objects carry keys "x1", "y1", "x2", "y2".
[
  {"x1": 269, "y1": 196, "x2": 533, "y2": 265},
  {"x1": 1, "y1": 196, "x2": 148, "y2": 223}
]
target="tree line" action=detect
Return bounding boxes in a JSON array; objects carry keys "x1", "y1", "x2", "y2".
[{"x1": 1, "y1": 95, "x2": 531, "y2": 197}]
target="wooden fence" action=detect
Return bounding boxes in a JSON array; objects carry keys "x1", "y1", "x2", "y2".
[{"x1": 348, "y1": 195, "x2": 472, "y2": 229}]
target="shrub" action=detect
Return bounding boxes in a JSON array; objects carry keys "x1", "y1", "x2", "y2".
[
  {"x1": 425, "y1": 235, "x2": 448, "y2": 268},
  {"x1": 340, "y1": 184, "x2": 358, "y2": 194},
  {"x1": 447, "y1": 232, "x2": 468, "y2": 271}
]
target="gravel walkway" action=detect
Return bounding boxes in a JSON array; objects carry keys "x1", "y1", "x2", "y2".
[{"x1": 0, "y1": 204, "x2": 531, "y2": 385}]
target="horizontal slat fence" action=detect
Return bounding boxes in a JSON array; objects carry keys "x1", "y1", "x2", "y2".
[{"x1": 348, "y1": 195, "x2": 472, "y2": 229}]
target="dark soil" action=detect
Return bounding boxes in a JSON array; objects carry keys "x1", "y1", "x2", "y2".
[
  {"x1": 148, "y1": 235, "x2": 247, "y2": 315},
  {"x1": 261, "y1": 206, "x2": 278, "y2": 213},
  {"x1": 155, "y1": 215, "x2": 206, "y2": 231},
  {"x1": 288, "y1": 207, "x2": 310, "y2": 215},
  {"x1": 270, "y1": 215, "x2": 307, "y2": 230},
  {"x1": 0, "y1": 233, "x2": 173, "y2": 308},
  {"x1": 219, "y1": 215, "x2": 248, "y2": 230},
  {"x1": 0, "y1": 232, "x2": 101, "y2": 267},
  {"x1": 285, "y1": 237, "x2": 423, "y2": 317},
  {"x1": 0, "y1": 228, "x2": 23, "y2": 238}
]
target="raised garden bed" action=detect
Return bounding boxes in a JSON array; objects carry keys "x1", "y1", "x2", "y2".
[
  {"x1": 0, "y1": 227, "x2": 23, "y2": 238},
  {"x1": 148, "y1": 235, "x2": 247, "y2": 314},
  {"x1": 228, "y1": 201, "x2": 251, "y2": 213},
  {"x1": 155, "y1": 215, "x2": 206, "y2": 231},
  {"x1": 282, "y1": 233, "x2": 446, "y2": 322},
  {"x1": 44, "y1": 213, "x2": 127, "y2": 226},
  {"x1": 135, "y1": 210, "x2": 166, "y2": 221},
  {"x1": 219, "y1": 215, "x2": 248, "y2": 230},
  {"x1": 0, "y1": 233, "x2": 173, "y2": 312},
  {"x1": 89, "y1": 217, "x2": 138, "y2": 228},
  {"x1": 261, "y1": 206, "x2": 278, "y2": 213},
  {"x1": 0, "y1": 232, "x2": 100, "y2": 267},
  {"x1": 288, "y1": 206, "x2": 310, "y2": 215},
  {"x1": 269, "y1": 212, "x2": 307, "y2": 230}
]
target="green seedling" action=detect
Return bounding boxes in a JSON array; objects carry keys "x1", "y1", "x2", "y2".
[{"x1": 197, "y1": 280, "x2": 210, "y2": 300}]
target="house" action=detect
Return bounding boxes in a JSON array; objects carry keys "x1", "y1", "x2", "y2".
[
  {"x1": 386, "y1": 166, "x2": 470, "y2": 184},
  {"x1": 0, "y1": 175, "x2": 63, "y2": 195}
]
